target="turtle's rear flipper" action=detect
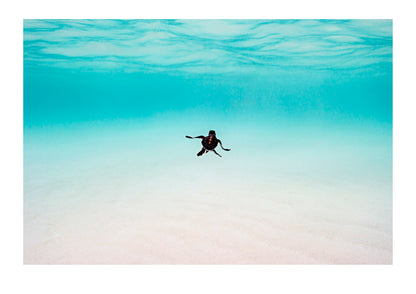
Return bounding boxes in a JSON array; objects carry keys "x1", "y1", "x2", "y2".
[
  {"x1": 197, "y1": 148, "x2": 206, "y2": 156},
  {"x1": 213, "y1": 149, "x2": 222, "y2": 157}
]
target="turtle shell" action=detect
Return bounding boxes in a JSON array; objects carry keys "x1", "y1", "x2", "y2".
[{"x1": 202, "y1": 135, "x2": 218, "y2": 150}]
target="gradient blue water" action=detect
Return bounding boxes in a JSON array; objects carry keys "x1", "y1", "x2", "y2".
[
  {"x1": 24, "y1": 19, "x2": 392, "y2": 126},
  {"x1": 23, "y1": 20, "x2": 392, "y2": 263}
]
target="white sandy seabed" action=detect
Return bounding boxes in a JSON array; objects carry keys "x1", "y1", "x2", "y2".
[{"x1": 24, "y1": 122, "x2": 392, "y2": 264}]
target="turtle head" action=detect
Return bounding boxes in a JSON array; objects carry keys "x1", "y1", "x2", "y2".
[{"x1": 208, "y1": 130, "x2": 216, "y2": 136}]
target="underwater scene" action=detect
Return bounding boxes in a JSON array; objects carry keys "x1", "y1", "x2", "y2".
[{"x1": 24, "y1": 19, "x2": 392, "y2": 264}]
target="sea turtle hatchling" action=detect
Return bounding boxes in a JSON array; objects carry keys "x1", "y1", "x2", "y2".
[{"x1": 186, "y1": 130, "x2": 231, "y2": 157}]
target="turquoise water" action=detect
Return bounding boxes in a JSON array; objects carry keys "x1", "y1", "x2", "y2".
[
  {"x1": 24, "y1": 20, "x2": 392, "y2": 264},
  {"x1": 24, "y1": 19, "x2": 392, "y2": 126}
]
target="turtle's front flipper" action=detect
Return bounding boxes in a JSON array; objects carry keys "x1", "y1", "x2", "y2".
[
  {"x1": 186, "y1": 135, "x2": 204, "y2": 139},
  {"x1": 218, "y1": 140, "x2": 231, "y2": 151},
  {"x1": 212, "y1": 149, "x2": 222, "y2": 157},
  {"x1": 197, "y1": 148, "x2": 206, "y2": 156}
]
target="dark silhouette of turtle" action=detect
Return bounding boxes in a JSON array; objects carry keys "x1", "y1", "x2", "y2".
[{"x1": 186, "y1": 130, "x2": 231, "y2": 157}]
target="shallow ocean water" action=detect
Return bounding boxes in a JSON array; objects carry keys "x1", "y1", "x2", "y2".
[{"x1": 24, "y1": 19, "x2": 392, "y2": 264}]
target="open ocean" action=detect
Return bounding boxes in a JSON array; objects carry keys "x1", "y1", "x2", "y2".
[{"x1": 24, "y1": 19, "x2": 392, "y2": 264}]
